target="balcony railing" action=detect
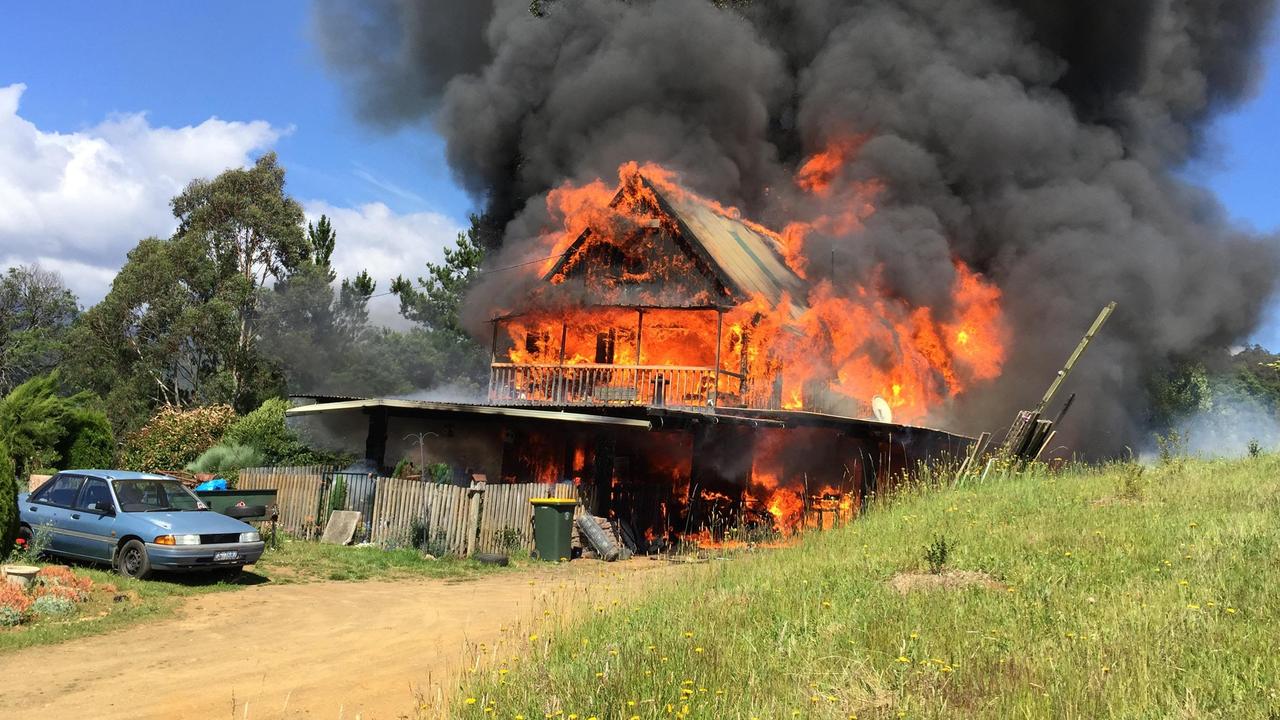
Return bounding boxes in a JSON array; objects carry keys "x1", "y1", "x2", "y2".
[{"x1": 489, "y1": 363, "x2": 735, "y2": 410}]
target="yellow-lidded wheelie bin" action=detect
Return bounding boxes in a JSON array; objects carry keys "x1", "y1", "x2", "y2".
[{"x1": 529, "y1": 497, "x2": 577, "y2": 561}]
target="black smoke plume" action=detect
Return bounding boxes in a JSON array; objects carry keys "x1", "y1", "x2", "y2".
[{"x1": 314, "y1": 0, "x2": 1280, "y2": 454}]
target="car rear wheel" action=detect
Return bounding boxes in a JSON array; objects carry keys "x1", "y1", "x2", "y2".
[{"x1": 117, "y1": 539, "x2": 152, "y2": 580}]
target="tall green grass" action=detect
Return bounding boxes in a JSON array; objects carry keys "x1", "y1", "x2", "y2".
[{"x1": 451, "y1": 456, "x2": 1280, "y2": 718}]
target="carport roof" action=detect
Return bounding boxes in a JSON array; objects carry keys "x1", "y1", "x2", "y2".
[{"x1": 285, "y1": 398, "x2": 654, "y2": 430}]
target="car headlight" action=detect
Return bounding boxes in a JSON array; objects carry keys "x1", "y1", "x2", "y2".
[
  {"x1": 239, "y1": 531, "x2": 261, "y2": 543},
  {"x1": 154, "y1": 534, "x2": 200, "y2": 546}
]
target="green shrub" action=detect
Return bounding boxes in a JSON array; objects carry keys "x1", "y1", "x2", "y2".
[
  {"x1": 223, "y1": 398, "x2": 316, "y2": 465},
  {"x1": 0, "y1": 434, "x2": 16, "y2": 558},
  {"x1": 119, "y1": 404, "x2": 235, "y2": 471},
  {"x1": 31, "y1": 595, "x2": 75, "y2": 617},
  {"x1": 0, "y1": 605, "x2": 22, "y2": 627},
  {"x1": 393, "y1": 457, "x2": 415, "y2": 479},
  {"x1": 57, "y1": 406, "x2": 115, "y2": 469},
  {"x1": 186, "y1": 442, "x2": 265, "y2": 485},
  {"x1": 0, "y1": 372, "x2": 80, "y2": 477},
  {"x1": 328, "y1": 477, "x2": 348, "y2": 513},
  {"x1": 924, "y1": 535, "x2": 951, "y2": 574},
  {"x1": 428, "y1": 462, "x2": 450, "y2": 483}
]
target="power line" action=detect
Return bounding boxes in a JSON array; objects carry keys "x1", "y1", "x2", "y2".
[
  {"x1": 475, "y1": 250, "x2": 569, "y2": 276},
  {"x1": 361, "y1": 250, "x2": 566, "y2": 302}
]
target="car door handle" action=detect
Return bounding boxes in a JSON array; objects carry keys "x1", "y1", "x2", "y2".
[{"x1": 71, "y1": 513, "x2": 81, "y2": 520}]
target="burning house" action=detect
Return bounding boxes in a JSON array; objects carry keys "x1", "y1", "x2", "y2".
[{"x1": 291, "y1": 163, "x2": 981, "y2": 544}]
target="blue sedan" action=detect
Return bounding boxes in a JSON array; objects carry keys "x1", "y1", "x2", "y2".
[{"x1": 18, "y1": 470, "x2": 266, "y2": 580}]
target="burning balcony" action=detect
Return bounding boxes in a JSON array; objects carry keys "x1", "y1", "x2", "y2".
[{"x1": 488, "y1": 306, "x2": 789, "y2": 411}]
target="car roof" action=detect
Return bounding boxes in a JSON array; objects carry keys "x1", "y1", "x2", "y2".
[{"x1": 63, "y1": 470, "x2": 177, "y2": 481}]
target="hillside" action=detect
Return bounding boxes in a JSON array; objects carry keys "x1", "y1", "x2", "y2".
[{"x1": 451, "y1": 457, "x2": 1280, "y2": 718}]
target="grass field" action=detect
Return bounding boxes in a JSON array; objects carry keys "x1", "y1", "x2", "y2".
[
  {"x1": 452, "y1": 456, "x2": 1280, "y2": 719},
  {"x1": 0, "y1": 536, "x2": 508, "y2": 653}
]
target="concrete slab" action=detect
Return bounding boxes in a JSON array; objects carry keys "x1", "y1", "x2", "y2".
[{"x1": 321, "y1": 510, "x2": 362, "y2": 545}]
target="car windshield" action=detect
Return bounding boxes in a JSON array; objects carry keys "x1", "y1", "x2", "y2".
[{"x1": 113, "y1": 479, "x2": 202, "y2": 513}]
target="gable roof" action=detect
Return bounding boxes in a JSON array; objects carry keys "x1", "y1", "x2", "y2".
[
  {"x1": 544, "y1": 174, "x2": 806, "y2": 307},
  {"x1": 652, "y1": 183, "x2": 805, "y2": 306}
]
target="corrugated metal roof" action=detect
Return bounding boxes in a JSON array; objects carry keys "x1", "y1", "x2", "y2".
[
  {"x1": 543, "y1": 175, "x2": 807, "y2": 308},
  {"x1": 653, "y1": 183, "x2": 806, "y2": 305}
]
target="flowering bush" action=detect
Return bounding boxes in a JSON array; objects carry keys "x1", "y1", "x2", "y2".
[
  {"x1": 0, "y1": 583, "x2": 32, "y2": 617},
  {"x1": 120, "y1": 404, "x2": 236, "y2": 471},
  {"x1": 0, "y1": 565, "x2": 98, "y2": 627},
  {"x1": 37, "y1": 565, "x2": 94, "y2": 592}
]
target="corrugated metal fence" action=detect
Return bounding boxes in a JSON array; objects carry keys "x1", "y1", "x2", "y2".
[{"x1": 237, "y1": 466, "x2": 585, "y2": 556}]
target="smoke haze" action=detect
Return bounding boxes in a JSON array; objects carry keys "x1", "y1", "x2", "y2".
[{"x1": 314, "y1": 0, "x2": 1280, "y2": 454}]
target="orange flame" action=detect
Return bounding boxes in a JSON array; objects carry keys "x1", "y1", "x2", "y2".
[{"x1": 495, "y1": 143, "x2": 1009, "y2": 425}]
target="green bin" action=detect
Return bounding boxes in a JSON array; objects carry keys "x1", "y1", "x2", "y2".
[{"x1": 530, "y1": 498, "x2": 577, "y2": 561}]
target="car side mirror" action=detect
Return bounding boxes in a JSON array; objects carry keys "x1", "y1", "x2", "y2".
[{"x1": 93, "y1": 501, "x2": 115, "y2": 514}]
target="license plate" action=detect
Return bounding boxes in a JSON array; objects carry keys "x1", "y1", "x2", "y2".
[{"x1": 214, "y1": 551, "x2": 239, "y2": 562}]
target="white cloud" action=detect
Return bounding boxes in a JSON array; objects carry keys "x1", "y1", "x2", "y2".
[
  {"x1": 0, "y1": 82, "x2": 461, "y2": 322},
  {"x1": 0, "y1": 82, "x2": 282, "y2": 304},
  {"x1": 303, "y1": 200, "x2": 464, "y2": 327}
]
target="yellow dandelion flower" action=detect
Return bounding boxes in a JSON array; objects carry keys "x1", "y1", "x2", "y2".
[
  {"x1": 465, "y1": 698, "x2": 477, "y2": 705},
  {"x1": 896, "y1": 656, "x2": 911, "y2": 663},
  {"x1": 1227, "y1": 607, "x2": 1237, "y2": 614},
  {"x1": 1187, "y1": 603, "x2": 1200, "y2": 610}
]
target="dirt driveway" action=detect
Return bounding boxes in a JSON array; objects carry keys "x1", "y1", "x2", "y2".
[{"x1": 0, "y1": 559, "x2": 681, "y2": 720}]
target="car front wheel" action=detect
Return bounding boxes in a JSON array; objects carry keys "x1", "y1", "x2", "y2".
[{"x1": 117, "y1": 539, "x2": 152, "y2": 580}]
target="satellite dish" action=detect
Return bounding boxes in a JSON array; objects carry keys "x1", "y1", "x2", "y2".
[{"x1": 871, "y1": 396, "x2": 893, "y2": 424}]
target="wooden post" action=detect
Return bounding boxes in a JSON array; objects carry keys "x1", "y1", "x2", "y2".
[
  {"x1": 635, "y1": 309, "x2": 645, "y2": 365},
  {"x1": 559, "y1": 321, "x2": 568, "y2": 366},
  {"x1": 489, "y1": 319, "x2": 499, "y2": 364},
  {"x1": 465, "y1": 477, "x2": 486, "y2": 556},
  {"x1": 712, "y1": 308, "x2": 723, "y2": 408}
]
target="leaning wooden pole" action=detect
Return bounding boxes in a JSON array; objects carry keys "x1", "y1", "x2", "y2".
[
  {"x1": 1033, "y1": 301, "x2": 1116, "y2": 415},
  {"x1": 999, "y1": 301, "x2": 1116, "y2": 460}
]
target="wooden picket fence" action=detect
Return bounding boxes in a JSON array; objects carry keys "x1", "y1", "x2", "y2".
[
  {"x1": 238, "y1": 466, "x2": 330, "y2": 537},
  {"x1": 368, "y1": 477, "x2": 474, "y2": 554},
  {"x1": 473, "y1": 482, "x2": 582, "y2": 555},
  {"x1": 237, "y1": 466, "x2": 586, "y2": 556}
]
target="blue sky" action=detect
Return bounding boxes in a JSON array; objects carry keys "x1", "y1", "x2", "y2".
[
  {"x1": 2, "y1": 2, "x2": 1279, "y2": 344},
  {"x1": 0, "y1": 1, "x2": 470, "y2": 219}
]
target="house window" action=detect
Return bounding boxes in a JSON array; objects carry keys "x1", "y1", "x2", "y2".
[{"x1": 525, "y1": 331, "x2": 551, "y2": 357}]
